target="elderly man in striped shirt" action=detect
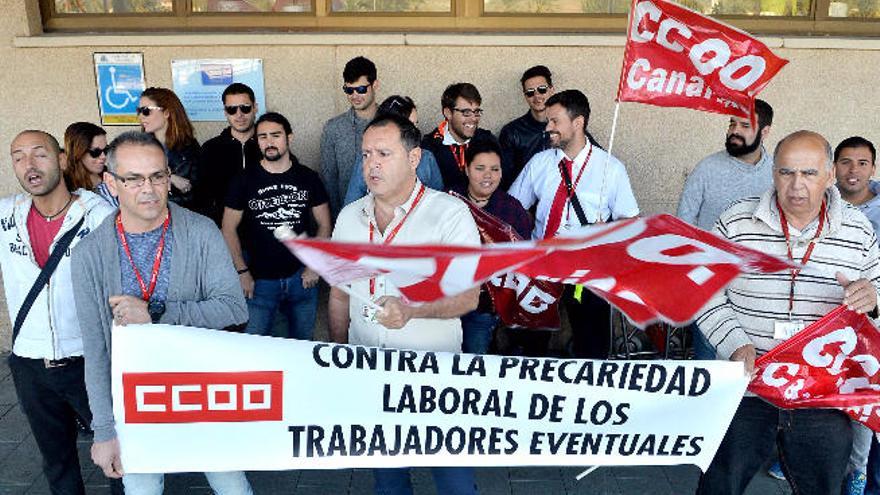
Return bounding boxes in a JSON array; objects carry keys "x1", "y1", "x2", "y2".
[{"x1": 696, "y1": 130, "x2": 880, "y2": 495}]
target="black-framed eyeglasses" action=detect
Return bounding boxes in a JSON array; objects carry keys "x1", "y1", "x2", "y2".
[
  {"x1": 109, "y1": 170, "x2": 171, "y2": 189},
  {"x1": 523, "y1": 85, "x2": 550, "y2": 98},
  {"x1": 342, "y1": 84, "x2": 371, "y2": 95},
  {"x1": 136, "y1": 105, "x2": 163, "y2": 117},
  {"x1": 86, "y1": 147, "x2": 108, "y2": 159},
  {"x1": 453, "y1": 107, "x2": 483, "y2": 118},
  {"x1": 224, "y1": 104, "x2": 253, "y2": 115}
]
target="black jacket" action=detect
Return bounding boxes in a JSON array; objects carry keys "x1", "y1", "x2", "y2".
[
  {"x1": 421, "y1": 126, "x2": 496, "y2": 190},
  {"x1": 498, "y1": 111, "x2": 549, "y2": 190},
  {"x1": 199, "y1": 127, "x2": 262, "y2": 226},
  {"x1": 167, "y1": 139, "x2": 202, "y2": 213}
]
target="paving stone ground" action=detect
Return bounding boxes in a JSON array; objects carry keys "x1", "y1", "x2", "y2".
[{"x1": 0, "y1": 351, "x2": 792, "y2": 494}]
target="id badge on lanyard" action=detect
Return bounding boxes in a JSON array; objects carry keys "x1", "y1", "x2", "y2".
[{"x1": 773, "y1": 197, "x2": 826, "y2": 341}]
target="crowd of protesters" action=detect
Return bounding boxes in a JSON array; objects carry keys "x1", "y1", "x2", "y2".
[{"x1": 3, "y1": 54, "x2": 879, "y2": 495}]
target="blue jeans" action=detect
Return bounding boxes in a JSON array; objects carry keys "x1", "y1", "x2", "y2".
[
  {"x1": 697, "y1": 396, "x2": 851, "y2": 495},
  {"x1": 865, "y1": 435, "x2": 880, "y2": 495},
  {"x1": 123, "y1": 471, "x2": 252, "y2": 495},
  {"x1": 245, "y1": 267, "x2": 318, "y2": 340},
  {"x1": 373, "y1": 467, "x2": 478, "y2": 495},
  {"x1": 460, "y1": 310, "x2": 499, "y2": 354},
  {"x1": 689, "y1": 322, "x2": 717, "y2": 360}
]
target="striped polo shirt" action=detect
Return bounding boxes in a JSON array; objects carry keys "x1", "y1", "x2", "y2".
[{"x1": 697, "y1": 186, "x2": 880, "y2": 360}]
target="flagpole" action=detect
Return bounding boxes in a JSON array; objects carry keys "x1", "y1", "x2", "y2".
[
  {"x1": 598, "y1": 100, "x2": 621, "y2": 222},
  {"x1": 575, "y1": 465, "x2": 601, "y2": 481}
]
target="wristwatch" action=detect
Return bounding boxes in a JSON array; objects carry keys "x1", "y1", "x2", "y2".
[{"x1": 148, "y1": 300, "x2": 166, "y2": 324}]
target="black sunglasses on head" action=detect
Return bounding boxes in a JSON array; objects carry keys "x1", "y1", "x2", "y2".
[
  {"x1": 225, "y1": 104, "x2": 253, "y2": 115},
  {"x1": 523, "y1": 85, "x2": 550, "y2": 98},
  {"x1": 342, "y1": 84, "x2": 371, "y2": 95},
  {"x1": 86, "y1": 147, "x2": 108, "y2": 159}
]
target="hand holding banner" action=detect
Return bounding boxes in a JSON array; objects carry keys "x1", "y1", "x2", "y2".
[
  {"x1": 617, "y1": 0, "x2": 788, "y2": 119},
  {"x1": 749, "y1": 306, "x2": 880, "y2": 431}
]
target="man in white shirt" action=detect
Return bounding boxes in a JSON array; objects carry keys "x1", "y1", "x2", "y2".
[
  {"x1": 329, "y1": 113, "x2": 480, "y2": 493},
  {"x1": 509, "y1": 89, "x2": 639, "y2": 359}
]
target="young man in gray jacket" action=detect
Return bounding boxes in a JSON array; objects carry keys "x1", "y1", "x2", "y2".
[{"x1": 72, "y1": 131, "x2": 251, "y2": 494}]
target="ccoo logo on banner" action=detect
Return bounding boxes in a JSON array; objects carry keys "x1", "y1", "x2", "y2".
[
  {"x1": 617, "y1": 0, "x2": 788, "y2": 119},
  {"x1": 113, "y1": 324, "x2": 749, "y2": 474}
]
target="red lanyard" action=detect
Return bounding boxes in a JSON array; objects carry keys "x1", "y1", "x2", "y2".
[
  {"x1": 561, "y1": 144, "x2": 593, "y2": 221},
  {"x1": 776, "y1": 197, "x2": 827, "y2": 315},
  {"x1": 368, "y1": 183, "x2": 426, "y2": 296},
  {"x1": 449, "y1": 144, "x2": 467, "y2": 172},
  {"x1": 116, "y1": 212, "x2": 170, "y2": 302}
]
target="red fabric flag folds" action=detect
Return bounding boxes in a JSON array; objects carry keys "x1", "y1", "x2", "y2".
[
  {"x1": 279, "y1": 214, "x2": 792, "y2": 328},
  {"x1": 617, "y1": 0, "x2": 788, "y2": 119},
  {"x1": 749, "y1": 306, "x2": 880, "y2": 431}
]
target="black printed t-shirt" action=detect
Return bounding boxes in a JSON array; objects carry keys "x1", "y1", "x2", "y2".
[{"x1": 225, "y1": 157, "x2": 328, "y2": 280}]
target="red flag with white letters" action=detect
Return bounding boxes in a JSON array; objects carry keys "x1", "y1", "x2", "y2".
[
  {"x1": 279, "y1": 214, "x2": 793, "y2": 328},
  {"x1": 454, "y1": 193, "x2": 563, "y2": 330},
  {"x1": 749, "y1": 306, "x2": 880, "y2": 431},
  {"x1": 617, "y1": 0, "x2": 788, "y2": 119}
]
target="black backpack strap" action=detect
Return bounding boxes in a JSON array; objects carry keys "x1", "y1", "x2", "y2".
[{"x1": 12, "y1": 216, "x2": 86, "y2": 346}]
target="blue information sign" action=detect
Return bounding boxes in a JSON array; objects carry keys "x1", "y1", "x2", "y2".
[{"x1": 171, "y1": 59, "x2": 266, "y2": 122}]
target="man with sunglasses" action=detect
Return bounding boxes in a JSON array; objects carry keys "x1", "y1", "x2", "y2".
[
  {"x1": 421, "y1": 82, "x2": 497, "y2": 190},
  {"x1": 499, "y1": 65, "x2": 555, "y2": 190},
  {"x1": 200, "y1": 83, "x2": 262, "y2": 226},
  {"x1": 72, "y1": 131, "x2": 253, "y2": 494},
  {"x1": 320, "y1": 56, "x2": 380, "y2": 217},
  {"x1": 1, "y1": 130, "x2": 115, "y2": 495}
]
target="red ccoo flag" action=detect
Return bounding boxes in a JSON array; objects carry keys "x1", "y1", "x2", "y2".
[{"x1": 617, "y1": 0, "x2": 788, "y2": 120}]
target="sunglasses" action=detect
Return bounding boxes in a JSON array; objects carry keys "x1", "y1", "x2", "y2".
[
  {"x1": 136, "y1": 105, "x2": 163, "y2": 117},
  {"x1": 523, "y1": 85, "x2": 550, "y2": 98},
  {"x1": 342, "y1": 84, "x2": 371, "y2": 95},
  {"x1": 86, "y1": 147, "x2": 108, "y2": 159},
  {"x1": 225, "y1": 104, "x2": 253, "y2": 115}
]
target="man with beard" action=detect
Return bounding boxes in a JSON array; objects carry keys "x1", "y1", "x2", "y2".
[
  {"x1": 509, "y1": 89, "x2": 639, "y2": 359},
  {"x1": 222, "y1": 112, "x2": 331, "y2": 339},
  {"x1": 677, "y1": 99, "x2": 774, "y2": 231},
  {"x1": 676, "y1": 99, "x2": 774, "y2": 363},
  {"x1": 200, "y1": 83, "x2": 262, "y2": 226},
  {"x1": 1, "y1": 130, "x2": 115, "y2": 494},
  {"x1": 421, "y1": 82, "x2": 496, "y2": 189}
]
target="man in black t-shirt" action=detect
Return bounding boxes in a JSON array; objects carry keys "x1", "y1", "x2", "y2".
[{"x1": 221, "y1": 112, "x2": 331, "y2": 340}]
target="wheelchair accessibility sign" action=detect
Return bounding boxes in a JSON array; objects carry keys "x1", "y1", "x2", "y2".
[{"x1": 94, "y1": 53, "x2": 146, "y2": 125}]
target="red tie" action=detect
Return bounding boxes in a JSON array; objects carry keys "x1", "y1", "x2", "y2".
[{"x1": 544, "y1": 157, "x2": 573, "y2": 239}]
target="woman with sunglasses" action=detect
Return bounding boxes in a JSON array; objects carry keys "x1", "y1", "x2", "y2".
[
  {"x1": 63, "y1": 122, "x2": 117, "y2": 207},
  {"x1": 450, "y1": 137, "x2": 532, "y2": 354},
  {"x1": 342, "y1": 95, "x2": 443, "y2": 206},
  {"x1": 137, "y1": 87, "x2": 202, "y2": 212}
]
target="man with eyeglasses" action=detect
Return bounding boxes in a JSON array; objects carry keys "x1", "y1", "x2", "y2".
[
  {"x1": 421, "y1": 82, "x2": 497, "y2": 190},
  {"x1": 320, "y1": 56, "x2": 380, "y2": 217},
  {"x1": 1, "y1": 130, "x2": 115, "y2": 495},
  {"x1": 200, "y1": 82, "x2": 262, "y2": 227},
  {"x1": 222, "y1": 112, "x2": 331, "y2": 340},
  {"x1": 499, "y1": 65, "x2": 555, "y2": 190},
  {"x1": 72, "y1": 131, "x2": 253, "y2": 494}
]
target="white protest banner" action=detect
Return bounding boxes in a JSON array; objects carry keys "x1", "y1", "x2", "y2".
[{"x1": 112, "y1": 324, "x2": 748, "y2": 473}]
